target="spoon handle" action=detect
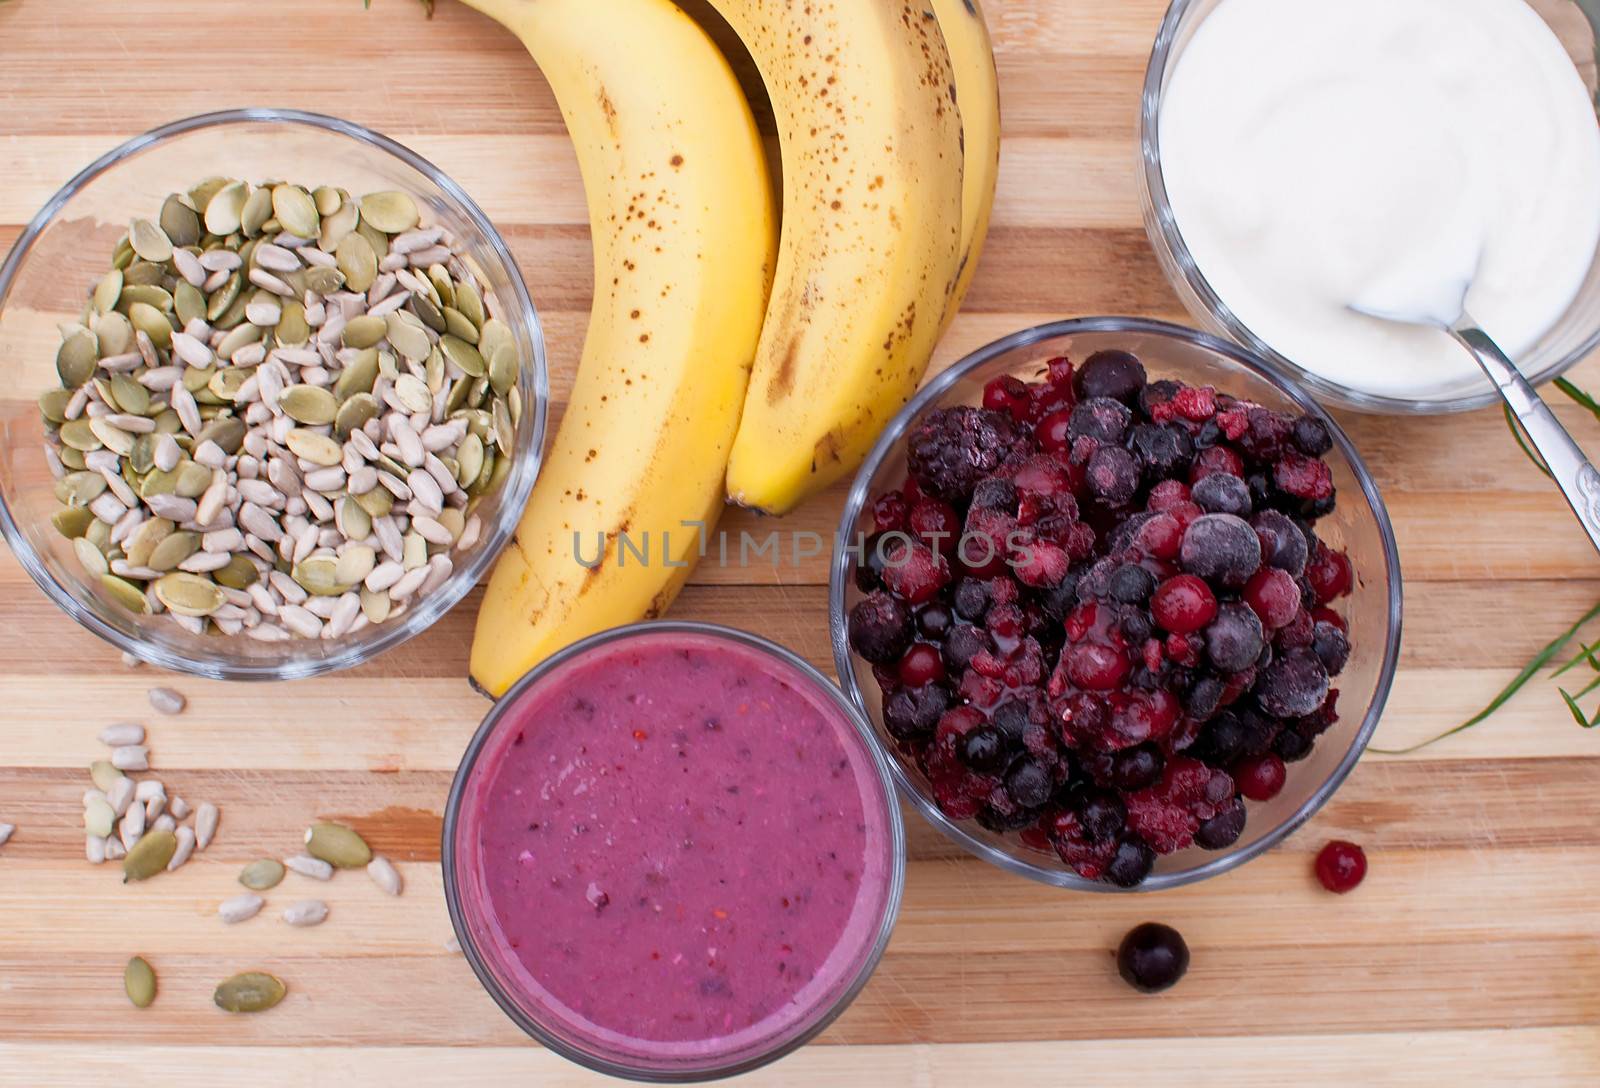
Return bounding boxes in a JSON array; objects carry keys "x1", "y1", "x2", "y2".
[{"x1": 1452, "y1": 313, "x2": 1600, "y2": 556}]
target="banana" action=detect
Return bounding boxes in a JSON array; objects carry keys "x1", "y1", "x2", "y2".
[
  {"x1": 716, "y1": 0, "x2": 965, "y2": 515},
  {"x1": 464, "y1": 0, "x2": 777, "y2": 696},
  {"x1": 931, "y1": 0, "x2": 1002, "y2": 335}
]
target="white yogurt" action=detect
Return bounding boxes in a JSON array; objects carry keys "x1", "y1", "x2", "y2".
[{"x1": 1159, "y1": 0, "x2": 1600, "y2": 400}]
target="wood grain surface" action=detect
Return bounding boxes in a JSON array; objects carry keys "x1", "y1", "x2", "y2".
[{"x1": 2, "y1": 1, "x2": 1599, "y2": 1084}]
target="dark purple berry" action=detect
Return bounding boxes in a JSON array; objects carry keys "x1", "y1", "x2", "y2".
[
  {"x1": 1185, "y1": 674, "x2": 1226, "y2": 722},
  {"x1": 1105, "y1": 836, "x2": 1156, "y2": 887},
  {"x1": 970, "y1": 476, "x2": 1018, "y2": 512},
  {"x1": 1086, "y1": 446, "x2": 1140, "y2": 506},
  {"x1": 959, "y1": 725, "x2": 1009, "y2": 772},
  {"x1": 1111, "y1": 743, "x2": 1165, "y2": 790},
  {"x1": 1129, "y1": 422, "x2": 1195, "y2": 479},
  {"x1": 1078, "y1": 790, "x2": 1127, "y2": 842},
  {"x1": 848, "y1": 591, "x2": 912, "y2": 664},
  {"x1": 1004, "y1": 758, "x2": 1053, "y2": 809},
  {"x1": 1107, "y1": 563, "x2": 1156, "y2": 604},
  {"x1": 952, "y1": 579, "x2": 991, "y2": 621},
  {"x1": 1181, "y1": 513, "x2": 1262, "y2": 587},
  {"x1": 1069, "y1": 397, "x2": 1132, "y2": 444},
  {"x1": 916, "y1": 603, "x2": 952, "y2": 640},
  {"x1": 1117, "y1": 922, "x2": 1190, "y2": 992},
  {"x1": 976, "y1": 802, "x2": 1041, "y2": 833},
  {"x1": 907, "y1": 406, "x2": 1027, "y2": 503},
  {"x1": 1191, "y1": 473, "x2": 1253, "y2": 517},
  {"x1": 990, "y1": 699, "x2": 1033, "y2": 743},
  {"x1": 1075, "y1": 350, "x2": 1147, "y2": 404},
  {"x1": 1255, "y1": 648, "x2": 1330, "y2": 717},
  {"x1": 1274, "y1": 725, "x2": 1313, "y2": 762},
  {"x1": 1120, "y1": 610, "x2": 1153, "y2": 644},
  {"x1": 942, "y1": 623, "x2": 992, "y2": 673},
  {"x1": 1206, "y1": 602, "x2": 1265, "y2": 673},
  {"x1": 1191, "y1": 713, "x2": 1247, "y2": 768},
  {"x1": 1312, "y1": 621, "x2": 1351, "y2": 675},
  {"x1": 883, "y1": 684, "x2": 950, "y2": 739},
  {"x1": 1138, "y1": 378, "x2": 1182, "y2": 419},
  {"x1": 1251, "y1": 510, "x2": 1309, "y2": 576},
  {"x1": 1194, "y1": 798, "x2": 1247, "y2": 849},
  {"x1": 1292, "y1": 415, "x2": 1334, "y2": 456},
  {"x1": 854, "y1": 532, "x2": 893, "y2": 591}
]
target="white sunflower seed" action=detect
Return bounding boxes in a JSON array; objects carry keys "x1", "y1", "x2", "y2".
[
  {"x1": 284, "y1": 854, "x2": 333, "y2": 881},
  {"x1": 282, "y1": 899, "x2": 330, "y2": 927},
  {"x1": 219, "y1": 893, "x2": 264, "y2": 924},
  {"x1": 167, "y1": 826, "x2": 196, "y2": 871},
  {"x1": 366, "y1": 856, "x2": 403, "y2": 896},
  {"x1": 195, "y1": 802, "x2": 219, "y2": 850},
  {"x1": 111, "y1": 745, "x2": 149, "y2": 771},
  {"x1": 148, "y1": 687, "x2": 187, "y2": 715},
  {"x1": 99, "y1": 722, "x2": 145, "y2": 747}
]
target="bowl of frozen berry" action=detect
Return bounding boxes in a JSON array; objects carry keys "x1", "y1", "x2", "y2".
[{"x1": 831, "y1": 317, "x2": 1401, "y2": 891}]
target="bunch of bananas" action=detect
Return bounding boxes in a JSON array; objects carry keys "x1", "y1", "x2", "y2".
[{"x1": 464, "y1": 0, "x2": 1001, "y2": 694}]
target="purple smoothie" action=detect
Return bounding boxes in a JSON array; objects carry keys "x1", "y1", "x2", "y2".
[{"x1": 449, "y1": 628, "x2": 900, "y2": 1073}]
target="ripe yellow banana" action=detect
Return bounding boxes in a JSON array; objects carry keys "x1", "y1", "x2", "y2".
[
  {"x1": 465, "y1": 0, "x2": 777, "y2": 696},
  {"x1": 931, "y1": 0, "x2": 1002, "y2": 334},
  {"x1": 716, "y1": 0, "x2": 965, "y2": 515}
]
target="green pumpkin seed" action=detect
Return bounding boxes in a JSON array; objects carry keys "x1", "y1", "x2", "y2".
[
  {"x1": 141, "y1": 466, "x2": 180, "y2": 499},
  {"x1": 239, "y1": 858, "x2": 285, "y2": 890},
  {"x1": 59, "y1": 419, "x2": 102, "y2": 452},
  {"x1": 207, "y1": 368, "x2": 251, "y2": 402},
  {"x1": 240, "y1": 186, "x2": 274, "y2": 238},
  {"x1": 39, "y1": 388, "x2": 72, "y2": 424},
  {"x1": 440, "y1": 334, "x2": 485, "y2": 378},
  {"x1": 111, "y1": 373, "x2": 152, "y2": 416},
  {"x1": 312, "y1": 186, "x2": 343, "y2": 216},
  {"x1": 196, "y1": 416, "x2": 246, "y2": 455},
  {"x1": 277, "y1": 300, "x2": 310, "y2": 345},
  {"x1": 92, "y1": 269, "x2": 124, "y2": 315},
  {"x1": 444, "y1": 375, "x2": 472, "y2": 414},
  {"x1": 74, "y1": 536, "x2": 109, "y2": 576},
  {"x1": 153, "y1": 572, "x2": 224, "y2": 616},
  {"x1": 292, "y1": 556, "x2": 347, "y2": 597},
  {"x1": 89, "y1": 418, "x2": 135, "y2": 456},
  {"x1": 124, "y1": 518, "x2": 174, "y2": 567},
  {"x1": 129, "y1": 434, "x2": 156, "y2": 475},
  {"x1": 204, "y1": 180, "x2": 248, "y2": 236},
  {"x1": 377, "y1": 349, "x2": 400, "y2": 381},
  {"x1": 354, "y1": 486, "x2": 393, "y2": 518},
  {"x1": 56, "y1": 471, "x2": 107, "y2": 506},
  {"x1": 214, "y1": 972, "x2": 286, "y2": 1013},
  {"x1": 52, "y1": 506, "x2": 95, "y2": 540},
  {"x1": 359, "y1": 190, "x2": 420, "y2": 233},
  {"x1": 216, "y1": 322, "x2": 263, "y2": 362},
  {"x1": 409, "y1": 292, "x2": 446, "y2": 333},
  {"x1": 188, "y1": 176, "x2": 231, "y2": 212},
  {"x1": 85, "y1": 517, "x2": 111, "y2": 550},
  {"x1": 335, "y1": 392, "x2": 381, "y2": 438},
  {"x1": 333, "y1": 348, "x2": 379, "y2": 401},
  {"x1": 211, "y1": 291, "x2": 250, "y2": 332},
  {"x1": 385, "y1": 312, "x2": 432, "y2": 361},
  {"x1": 183, "y1": 366, "x2": 215, "y2": 394},
  {"x1": 172, "y1": 280, "x2": 205, "y2": 327},
  {"x1": 427, "y1": 266, "x2": 455, "y2": 309},
  {"x1": 147, "y1": 531, "x2": 200, "y2": 573},
  {"x1": 334, "y1": 545, "x2": 376, "y2": 586},
  {"x1": 335, "y1": 233, "x2": 377, "y2": 293},
  {"x1": 488, "y1": 343, "x2": 519, "y2": 397},
  {"x1": 160, "y1": 194, "x2": 201, "y2": 248},
  {"x1": 441, "y1": 306, "x2": 479, "y2": 345},
  {"x1": 119, "y1": 284, "x2": 175, "y2": 313},
  {"x1": 339, "y1": 497, "x2": 372, "y2": 541},
  {"x1": 206, "y1": 270, "x2": 242, "y2": 322},
  {"x1": 393, "y1": 374, "x2": 434, "y2": 414},
  {"x1": 175, "y1": 461, "x2": 214, "y2": 498},
  {"x1": 122, "y1": 829, "x2": 177, "y2": 881},
  {"x1": 271, "y1": 184, "x2": 319, "y2": 238},
  {"x1": 491, "y1": 397, "x2": 515, "y2": 453},
  {"x1": 121, "y1": 261, "x2": 168, "y2": 288},
  {"x1": 454, "y1": 279, "x2": 485, "y2": 327},
  {"x1": 302, "y1": 266, "x2": 346, "y2": 296},
  {"x1": 128, "y1": 302, "x2": 173, "y2": 350},
  {"x1": 57, "y1": 330, "x2": 99, "y2": 387},
  {"x1": 478, "y1": 317, "x2": 512, "y2": 358},
  {"x1": 128, "y1": 218, "x2": 173, "y2": 263},
  {"x1": 360, "y1": 586, "x2": 392, "y2": 623},
  {"x1": 125, "y1": 956, "x2": 157, "y2": 1009},
  {"x1": 95, "y1": 311, "x2": 136, "y2": 357},
  {"x1": 305, "y1": 822, "x2": 372, "y2": 868},
  {"x1": 318, "y1": 197, "x2": 360, "y2": 251},
  {"x1": 486, "y1": 452, "x2": 512, "y2": 494},
  {"x1": 355, "y1": 218, "x2": 391, "y2": 260},
  {"x1": 279, "y1": 384, "x2": 338, "y2": 425},
  {"x1": 341, "y1": 314, "x2": 388, "y2": 350},
  {"x1": 214, "y1": 554, "x2": 260, "y2": 590},
  {"x1": 285, "y1": 429, "x2": 342, "y2": 466},
  {"x1": 469, "y1": 446, "x2": 496, "y2": 496}
]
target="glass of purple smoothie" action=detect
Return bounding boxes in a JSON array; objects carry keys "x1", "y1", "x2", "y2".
[{"x1": 443, "y1": 622, "x2": 906, "y2": 1082}]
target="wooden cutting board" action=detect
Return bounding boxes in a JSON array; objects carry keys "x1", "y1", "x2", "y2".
[{"x1": 1, "y1": 1, "x2": 1598, "y2": 1083}]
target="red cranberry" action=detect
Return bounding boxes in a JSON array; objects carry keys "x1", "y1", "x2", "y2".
[
  {"x1": 983, "y1": 375, "x2": 1030, "y2": 420},
  {"x1": 1066, "y1": 643, "x2": 1130, "y2": 691},
  {"x1": 1147, "y1": 479, "x2": 1191, "y2": 511},
  {"x1": 881, "y1": 539, "x2": 951, "y2": 604},
  {"x1": 1307, "y1": 545, "x2": 1353, "y2": 603},
  {"x1": 1036, "y1": 408, "x2": 1073, "y2": 452},
  {"x1": 909, "y1": 497, "x2": 961, "y2": 555},
  {"x1": 898, "y1": 643, "x2": 946, "y2": 687},
  {"x1": 872, "y1": 491, "x2": 908, "y2": 532},
  {"x1": 1315, "y1": 840, "x2": 1367, "y2": 893},
  {"x1": 1235, "y1": 753, "x2": 1286, "y2": 801},
  {"x1": 1136, "y1": 513, "x2": 1183, "y2": 560},
  {"x1": 1189, "y1": 445, "x2": 1244, "y2": 483},
  {"x1": 1244, "y1": 567, "x2": 1300, "y2": 629},
  {"x1": 1116, "y1": 922, "x2": 1190, "y2": 992},
  {"x1": 1151, "y1": 574, "x2": 1218, "y2": 634}
]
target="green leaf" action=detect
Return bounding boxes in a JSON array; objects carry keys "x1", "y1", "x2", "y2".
[
  {"x1": 1371, "y1": 597, "x2": 1600, "y2": 754},
  {"x1": 1556, "y1": 377, "x2": 1600, "y2": 424},
  {"x1": 1558, "y1": 688, "x2": 1592, "y2": 728},
  {"x1": 1504, "y1": 403, "x2": 1553, "y2": 479}
]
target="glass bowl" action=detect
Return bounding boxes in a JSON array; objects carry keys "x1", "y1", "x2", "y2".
[
  {"x1": 0, "y1": 109, "x2": 548, "y2": 679},
  {"x1": 1139, "y1": 0, "x2": 1600, "y2": 413},
  {"x1": 442, "y1": 621, "x2": 905, "y2": 1082},
  {"x1": 829, "y1": 317, "x2": 1403, "y2": 892}
]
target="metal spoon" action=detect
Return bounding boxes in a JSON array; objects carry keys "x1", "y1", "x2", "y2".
[{"x1": 1352, "y1": 284, "x2": 1600, "y2": 555}]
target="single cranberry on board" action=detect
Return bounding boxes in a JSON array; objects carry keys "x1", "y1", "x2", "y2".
[
  {"x1": 1117, "y1": 922, "x2": 1191, "y2": 992},
  {"x1": 1315, "y1": 839, "x2": 1368, "y2": 893},
  {"x1": 846, "y1": 348, "x2": 1358, "y2": 887}
]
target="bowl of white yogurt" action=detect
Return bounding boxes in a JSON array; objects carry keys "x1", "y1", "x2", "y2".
[{"x1": 1140, "y1": 0, "x2": 1600, "y2": 412}]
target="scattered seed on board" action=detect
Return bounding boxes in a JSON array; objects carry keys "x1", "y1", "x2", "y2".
[
  {"x1": 125, "y1": 956, "x2": 157, "y2": 1008},
  {"x1": 281, "y1": 899, "x2": 330, "y2": 927},
  {"x1": 169, "y1": 796, "x2": 191, "y2": 821},
  {"x1": 147, "y1": 687, "x2": 186, "y2": 715},
  {"x1": 0, "y1": 823, "x2": 14, "y2": 849},
  {"x1": 121, "y1": 651, "x2": 143, "y2": 668},
  {"x1": 111, "y1": 745, "x2": 149, "y2": 771},
  {"x1": 240, "y1": 858, "x2": 286, "y2": 890},
  {"x1": 214, "y1": 971, "x2": 287, "y2": 1013},
  {"x1": 305, "y1": 822, "x2": 372, "y2": 869},
  {"x1": 87, "y1": 835, "x2": 107, "y2": 865},
  {"x1": 168, "y1": 825, "x2": 196, "y2": 871},
  {"x1": 444, "y1": 934, "x2": 462, "y2": 954},
  {"x1": 99, "y1": 722, "x2": 145, "y2": 747},
  {"x1": 195, "y1": 802, "x2": 219, "y2": 850},
  {"x1": 366, "y1": 856, "x2": 403, "y2": 897},
  {"x1": 108, "y1": 776, "x2": 135, "y2": 817},
  {"x1": 284, "y1": 854, "x2": 333, "y2": 881},
  {"x1": 219, "y1": 893, "x2": 265, "y2": 924},
  {"x1": 123, "y1": 829, "x2": 176, "y2": 881}
]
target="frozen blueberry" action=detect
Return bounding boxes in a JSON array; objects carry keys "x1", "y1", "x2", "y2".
[
  {"x1": 990, "y1": 699, "x2": 1034, "y2": 745},
  {"x1": 976, "y1": 803, "x2": 1042, "y2": 833},
  {"x1": 1251, "y1": 510, "x2": 1309, "y2": 576},
  {"x1": 1191, "y1": 712, "x2": 1248, "y2": 768},
  {"x1": 1292, "y1": 415, "x2": 1334, "y2": 456},
  {"x1": 1138, "y1": 378, "x2": 1182, "y2": 419},
  {"x1": 1086, "y1": 446, "x2": 1140, "y2": 507},
  {"x1": 1005, "y1": 758, "x2": 1054, "y2": 809},
  {"x1": 1075, "y1": 350, "x2": 1147, "y2": 404},
  {"x1": 1105, "y1": 836, "x2": 1156, "y2": 887},
  {"x1": 1185, "y1": 674, "x2": 1226, "y2": 722},
  {"x1": 1194, "y1": 798, "x2": 1247, "y2": 849},
  {"x1": 1111, "y1": 743, "x2": 1164, "y2": 791},
  {"x1": 1069, "y1": 397, "x2": 1133, "y2": 444},
  {"x1": 1191, "y1": 473, "x2": 1253, "y2": 517},
  {"x1": 959, "y1": 725, "x2": 1009, "y2": 772},
  {"x1": 848, "y1": 591, "x2": 912, "y2": 664},
  {"x1": 1181, "y1": 513, "x2": 1262, "y2": 587},
  {"x1": 883, "y1": 683, "x2": 950, "y2": 739},
  {"x1": 1077, "y1": 790, "x2": 1127, "y2": 842},
  {"x1": 1129, "y1": 422, "x2": 1195, "y2": 480},
  {"x1": 1255, "y1": 648, "x2": 1331, "y2": 717},
  {"x1": 1108, "y1": 563, "x2": 1156, "y2": 604},
  {"x1": 970, "y1": 476, "x2": 1018, "y2": 512},
  {"x1": 953, "y1": 579, "x2": 991, "y2": 621},
  {"x1": 1206, "y1": 602, "x2": 1265, "y2": 673},
  {"x1": 1039, "y1": 570, "x2": 1082, "y2": 620},
  {"x1": 942, "y1": 624, "x2": 992, "y2": 673},
  {"x1": 1312, "y1": 620, "x2": 1351, "y2": 675}
]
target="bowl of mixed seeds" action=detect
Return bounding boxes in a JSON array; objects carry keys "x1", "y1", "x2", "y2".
[{"x1": 0, "y1": 110, "x2": 548, "y2": 679}]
